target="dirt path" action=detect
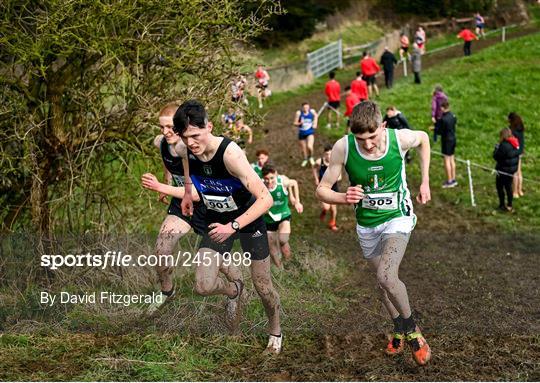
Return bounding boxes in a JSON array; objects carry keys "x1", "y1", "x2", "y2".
[{"x1": 240, "y1": 26, "x2": 540, "y2": 381}]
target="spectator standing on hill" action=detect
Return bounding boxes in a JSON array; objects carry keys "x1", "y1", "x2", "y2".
[
  {"x1": 384, "y1": 106, "x2": 413, "y2": 162},
  {"x1": 475, "y1": 12, "x2": 486, "y2": 38},
  {"x1": 415, "y1": 26, "x2": 426, "y2": 54},
  {"x1": 380, "y1": 47, "x2": 398, "y2": 89},
  {"x1": 344, "y1": 86, "x2": 360, "y2": 132},
  {"x1": 324, "y1": 71, "x2": 341, "y2": 128},
  {"x1": 351, "y1": 71, "x2": 369, "y2": 102},
  {"x1": 360, "y1": 51, "x2": 380, "y2": 97},
  {"x1": 410, "y1": 43, "x2": 422, "y2": 84},
  {"x1": 457, "y1": 27, "x2": 478, "y2": 56},
  {"x1": 508, "y1": 112, "x2": 525, "y2": 198},
  {"x1": 431, "y1": 85, "x2": 448, "y2": 142},
  {"x1": 493, "y1": 128, "x2": 520, "y2": 212},
  {"x1": 399, "y1": 32, "x2": 410, "y2": 61},
  {"x1": 437, "y1": 101, "x2": 458, "y2": 188}
]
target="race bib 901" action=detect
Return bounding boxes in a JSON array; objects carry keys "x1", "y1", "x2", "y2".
[
  {"x1": 361, "y1": 192, "x2": 398, "y2": 210},
  {"x1": 202, "y1": 194, "x2": 238, "y2": 212}
]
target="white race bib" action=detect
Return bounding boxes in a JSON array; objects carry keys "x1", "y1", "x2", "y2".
[
  {"x1": 202, "y1": 194, "x2": 238, "y2": 212},
  {"x1": 361, "y1": 192, "x2": 398, "y2": 210}
]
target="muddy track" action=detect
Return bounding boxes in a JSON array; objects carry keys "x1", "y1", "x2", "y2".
[{"x1": 240, "y1": 26, "x2": 540, "y2": 381}]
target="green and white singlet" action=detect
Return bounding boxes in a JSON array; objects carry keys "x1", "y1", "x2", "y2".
[
  {"x1": 264, "y1": 176, "x2": 291, "y2": 224},
  {"x1": 252, "y1": 162, "x2": 263, "y2": 178},
  {"x1": 345, "y1": 129, "x2": 415, "y2": 228}
]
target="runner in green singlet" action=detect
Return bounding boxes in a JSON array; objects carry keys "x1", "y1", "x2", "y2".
[
  {"x1": 262, "y1": 164, "x2": 303, "y2": 268},
  {"x1": 316, "y1": 101, "x2": 432, "y2": 366}
]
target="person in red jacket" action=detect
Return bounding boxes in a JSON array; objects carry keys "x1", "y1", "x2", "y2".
[
  {"x1": 344, "y1": 86, "x2": 360, "y2": 132},
  {"x1": 324, "y1": 71, "x2": 341, "y2": 128},
  {"x1": 457, "y1": 28, "x2": 478, "y2": 56},
  {"x1": 351, "y1": 71, "x2": 369, "y2": 102},
  {"x1": 360, "y1": 51, "x2": 380, "y2": 97}
]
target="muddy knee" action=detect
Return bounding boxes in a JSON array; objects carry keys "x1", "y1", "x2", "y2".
[
  {"x1": 194, "y1": 277, "x2": 216, "y2": 296},
  {"x1": 377, "y1": 271, "x2": 398, "y2": 291}
]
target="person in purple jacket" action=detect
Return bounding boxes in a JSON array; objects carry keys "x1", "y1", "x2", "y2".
[{"x1": 431, "y1": 85, "x2": 448, "y2": 143}]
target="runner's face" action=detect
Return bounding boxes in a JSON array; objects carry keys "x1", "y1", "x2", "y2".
[
  {"x1": 386, "y1": 109, "x2": 396, "y2": 118},
  {"x1": 159, "y1": 115, "x2": 180, "y2": 144},
  {"x1": 323, "y1": 150, "x2": 331, "y2": 162},
  {"x1": 181, "y1": 123, "x2": 211, "y2": 155},
  {"x1": 263, "y1": 172, "x2": 277, "y2": 189},
  {"x1": 354, "y1": 124, "x2": 384, "y2": 154},
  {"x1": 258, "y1": 154, "x2": 268, "y2": 166},
  {"x1": 302, "y1": 104, "x2": 310, "y2": 113}
]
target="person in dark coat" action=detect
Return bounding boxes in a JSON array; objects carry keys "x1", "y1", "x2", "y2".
[
  {"x1": 384, "y1": 105, "x2": 413, "y2": 162},
  {"x1": 493, "y1": 128, "x2": 520, "y2": 212},
  {"x1": 380, "y1": 47, "x2": 398, "y2": 89}
]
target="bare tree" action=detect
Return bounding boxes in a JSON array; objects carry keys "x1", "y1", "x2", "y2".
[{"x1": 0, "y1": 0, "x2": 281, "y2": 235}]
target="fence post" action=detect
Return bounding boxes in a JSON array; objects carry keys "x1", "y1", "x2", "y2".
[
  {"x1": 466, "y1": 160, "x2": 476, "y2": 207},
  {"x1": 338, "y1": 38, "x2": 343, "y2": 68},
  {"x1": 403, "y1": 58, "x2": 408, "y2": 77},
  {"x1": 502, "y1": 26, "x2": 506, "y2": 42}
]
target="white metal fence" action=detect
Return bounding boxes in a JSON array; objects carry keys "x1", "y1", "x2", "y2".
[{"x1": 306, "y1": 39, "x2": 343, "y2": 78}]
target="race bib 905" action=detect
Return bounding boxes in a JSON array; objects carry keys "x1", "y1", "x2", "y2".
[
  {"x1": 361, "y1": 192, "x2": 398, "y2": 210},
  {"x1": 202, "y1": 194, "x2": 238, "y2": 212}
]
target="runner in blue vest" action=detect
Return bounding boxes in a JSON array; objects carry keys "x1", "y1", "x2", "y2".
[
  {"x1": 146, "y1": 100, "x2": 282, "y2": 354},
  {"x1": 316, "y1": 101, "x2": 432, "y2": 366},
  {"x1": 262, "y1": 164, "x2": 303, "y2": 269},
  {"x1": 293, "y1": 102, "x2": 318, "y2": 167}
]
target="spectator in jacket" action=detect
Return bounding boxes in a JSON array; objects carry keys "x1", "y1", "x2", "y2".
[
  {"x1": 351, "y1": 71, "x2": 368, "y2": 102},
  {"x1": 493, "y1": 128, "x2": 520, "y2": 212},
  {"x1": 410, "y1": 42, "x2": 422, "y2": 84},
  {"x1": 431, "y1": 85, "x2": 448, "y2": 142},
  {"x1": 360, "y1": 51, "x2": 380, "y2": 97},
  {"x1": 380, "y1": 47, "x2": 398, "y2": 89},
  {"x1": 508, "y1": 112, "x2": 525, "y2": 197},
  {"x1": 384, "y1": 105, "x2": 413, "y2": 162},
  {"x1": 457, "y1": 27, "x2": 478, "y2": 56},
  {"x1": 437, "y1": 101, "x2": 457, "y2": 188}
]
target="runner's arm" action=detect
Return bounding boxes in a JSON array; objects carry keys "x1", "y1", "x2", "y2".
[
  {"x1": 312, "y1": 159, "x2": 322, "y2": 185},
  {"x1": 293, "y1": 110, "x2": 301, "y2": 126},
  {"x1": 282, "y1": 175, "x2": 303, "y2": 213},
  {"x1": 174, "y1": 140, "x2": 196, "y2": 214},
  {"x1": 397, "y1": 129, "x2": 431, "y2": 204},
  {"x1": 225, "y1": 142, "x2": 273, "y2": 229},
  {"x1": 154, "y1": 135, "x2": 171, "y2": 204},
  {"x1": 316, "y1": 137, "x2": 364, "y2": 205},
  {"x1": 141, "y1": 173, "x2": 200, "y2": 201},
  {"x1": 312, "y1": 109, "x2": 318, "y2": 129},
  {"x1": 244, "y1": 125, "x2": 253, "y2": 145}
]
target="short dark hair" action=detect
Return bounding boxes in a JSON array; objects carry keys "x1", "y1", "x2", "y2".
[
  {"x1": 356, "y1": 71, "x2": 361, "y2": 77},
  {"x1": 363, "y1": 51, "x2": 368, "y2": 57},
  {"x1": 350, "y1": 101, "x2": 382, "y2": 134},
  {"x1": 324, "y1": 144, "x2": 333, "y2": 152},
  {"x1": 172, "y1": 100, "x2": 208, "y2": 136},
  {"x1": 302, "y1": 102, "x2": 309, "y2": 107},
  {"x1": 441, "y1": 100, "x2": 449, "y2": 109},
  {"x1": 261, "y1": 164, "x2": 277, "y2": 176},
  {"x1": 329, "y1": 71, "x2": 336, "y2": 79}
]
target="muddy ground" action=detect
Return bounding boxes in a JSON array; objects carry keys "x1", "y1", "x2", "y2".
[{"x1": 236, "y1": 27, "x2": 540, "y2": 381}]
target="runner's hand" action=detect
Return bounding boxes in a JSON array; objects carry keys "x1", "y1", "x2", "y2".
[
  {"x1": 158, "y1": 193, "x2": 168, "y2": 205},
  {"x1": 141, "y1": 173, "x2": 161, "y2": 192},
  {"x1": 208, "y1": 222, "x2": 234, "y2": 243},
  {"x1": 345, "y1": 185, "x2": 364, "y2": 204},
  {"x1": 295, "y1": 202, "x2": 304, "y2": 214},
  {"x1": 416, "y1": 182, "x2": 431, "y2": 204},
  {"x1": 181, "y1": 194, "x2": 193, "y2": 217}
]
